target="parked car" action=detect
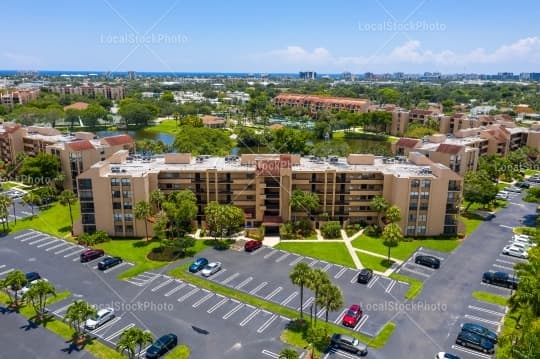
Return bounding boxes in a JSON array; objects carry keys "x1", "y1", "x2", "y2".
[
  {"x1": 85, "y1": 308, "x2": 115, "y2": 330},
  {"x1": 145, "y1": 333, "x2": 178, "y2": 359},
  {"x1": 330, "y1": 333, "x2": 368, "y2": 356},
  {"x1": 342, "y1": 304, "x2": 363, "y2": 327},
  {"x1": 97, "y1": 256, "x2": 123, "y2": 270},
  {"x1": 17, "y1": 278, "x2": 48, "y2": 296},
  {"x1": 80, "y1": 249, "x2": 105, "y2": 262},
  {"x1": 455, "y1": 331, "x2": 495, "y2": 354},
  {"x1": 513, "y1": 237, "x2": 536, "y2": 246},
  {"x1": 25, "y1": 272, "x2": 41, "y2": 283},
  {"x1": 510, "y1": 241, "x2": 533, "y2": 250},
  {"x1": 188, "y1": 258, "x2": 209, "y2": 273},
  {"x1": 415, "y1": 255, "x2": 440, "y2": 269},
  {"x1": 461, "y1": 323, "x2": 498, "y2": 343},
  {"x1": 200, "y1": 262, "x2": 222, "y2": 277},
  {"x1": 504, "y1": 186, "x2": 521, "y2": 193},
  {"x1": 502, "y1": 245, "x2": 528, "y2": 259},
  {"x1": 244, "y1": 240, "x2": 263, "y2": 252},
  {"x1": 357, "y1": 268, "x2": 373, "y2": 284},
  {"x1": 482, "y1": 271, "x2": 518, "y2": 289},
  {"x1": 515, "y1": 182, "x2": 530, "y2": 189},
  {"x1": 435, "y1": 353, "x2": 460, "y2": 359},
  {"x1": 495, "y1": 192, "x2": 508, "y2": 200}
]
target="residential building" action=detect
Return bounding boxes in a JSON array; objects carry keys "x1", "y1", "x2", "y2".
[
  {"x1": 0, "y1": 123, "x2": 26, "y2": 164},
  {"x1": 74, "y1": 151, "x2": 462, "y2": 238},
  {"x1": 49, "y1": 85, "x2": 125, "y2": 100},
  {"x1": 273, "y1": 94, "x2": 370, "y2": 115},
  {"x1": 201, "y1": 115, "x2": 226, "y2": 128},
  {"x1": 527, "y1": 123, "x2": 540, "y2": 150},
  {"x1": 0, "y1": 88, "x2": 40, "y2": 109}
]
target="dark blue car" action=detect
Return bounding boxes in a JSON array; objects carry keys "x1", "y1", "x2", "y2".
[
  {"x1": 462, "y1": 323, "x2": 498, "y2": 343},
  {"x1": 189, "y1": 258, "x2": 208, "y2": 273},
  {"x1": 145, "y1": 333, "x2": 177, "y2": 358}
]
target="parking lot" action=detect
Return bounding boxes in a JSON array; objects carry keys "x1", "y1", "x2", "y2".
[
  {"x1": 188, "y1": 245, "x2": 410, "y2": 338},
  {"x1": 0, "y1": 229, "x2": 293, "y2": 358},
  {"x1": 395, "y1": 248, "x2": 450, "y2": 282}
]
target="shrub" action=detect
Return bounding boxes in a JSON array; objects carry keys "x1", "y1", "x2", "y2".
[
  {"x1": 364, "y1": 225, "x2": 381, "y2": 237},
  {"x1": 294, "y1": 219, "x2": 313, "y2": 237},
  {"x1": 246, "y1": 226, "x2": 265, "y2": 240},
  {"x1": 345, "y1": 223, "x2": 362, "y2": 237},
  {"x1": 320, "y1": 221, "x2": 342, "y2": 239},
  {"x1": 77, "y1": 230, "x2": 111, "y2": 246}
]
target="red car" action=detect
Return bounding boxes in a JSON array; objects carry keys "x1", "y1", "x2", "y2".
[
  {"x1": 342, "y1": 304, "x2": 363, "y2": 327},
  {"x1": 80, "y1": 249, "x2": 105, "y2": 262},
  {"x1": 244, "y1": 240, "x2": 263, "y2": 252}
]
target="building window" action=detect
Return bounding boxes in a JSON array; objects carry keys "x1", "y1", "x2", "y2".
[
  {"x1": 113, "y1": 202, "x2": 121, "y2": 209},
  {"x1": 83, "y1": 225, "x2": 96, "y2": 233},
  {"x1": 111, "y1": 178, "x2": 120, "y2": 186},
  {"x1": 125, "y1": 225, "x2": 134, "y2": 234},
  {"x1": 409, "y1": 204, "x2": 418, "y2": 211},
  {"x1": 418, "y1": 214, "x2": 427, "y2": 222},
  {"x1": 80, "y1": 202, "x2": 95, "y2": 213},
  {"x1": 113, "y1": 213, "x2": 123, "y2": 221},
  {"x1": 416, "y1": 226, "x2": 426, "y2": 234},
  {"x1": 420, "y1": 204, "x2": 429, "y2": 211},
  {"x1": 114, "y1": 225, "x2": 123, "y2": 233},
  {"x1": 123, "y1": 202, "x2": 132, "y2": 209},
  {"x1": 409, "y1": 192, "x2": 419, "y2": 200},
  {"x1": 411, "y1": 180, "x2": 420, "y2": 187},
  {"x1": 407, "y1": 226, "x2": 415, "y2": 236},
  {"x1": 420, "y1": 192, "x2": 429, "y2": 199},
  {"x1": 125, "y1": 213, "x2": 134, "y2": 221},
  {"x1": 121, "y1": 178, "x2": 131, "y2": 186},
  {"x1": 82, "y1": 214, "x2": 95, "y2": 224},
  {"x1": 112, "y1": 190, "x2": 121, "y2": 198},
  {"x1": 122, "y1": 191, "x2": 132, "y2": 198},
  {"x1": 78, "y1": 179, "x2": 92, "y2": 190},
  {"x1": 408, "y1": 214, "x2": 416, "y2": 222},
  {"x1": 421, "y1": 180, "x2": 431, "y2": 188},
  {"x1": 79, "y1": 190, "x2": 93, "y2": 201}
]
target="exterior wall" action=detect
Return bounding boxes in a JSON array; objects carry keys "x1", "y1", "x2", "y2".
[{"x1": 526, "y1": 131, "x2": 540, "y2": 150}]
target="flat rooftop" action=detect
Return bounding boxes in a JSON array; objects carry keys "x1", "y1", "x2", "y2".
[{"x1": 98, "y1": 154, "x2": 441, "y2": 179}]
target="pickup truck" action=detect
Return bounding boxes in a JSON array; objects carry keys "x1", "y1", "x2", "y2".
[{"x1": 482, "y1": 271, "x2": 518, "y2": 289}]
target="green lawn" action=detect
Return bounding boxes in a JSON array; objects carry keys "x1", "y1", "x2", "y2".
[
  {"x1": 164, "y1": 345, "x2": 190, "y2": 358},
  {"x1": 275, "y1": 242, "x2": 356, "y2": 267},
  {"x1": 389, "y1": 273, "x2": 424, "y2": 300},
  {"x1": 2, "y1": 181, "x2": 25, "y2": 190},
  {"x1": 460, "y1": 214, "x2": 483, "y2": 236},
  {"x1": 524, "y1": 169, "x2": 540, "y2": 176},
  {"x1": 472, "y1": 291, "x2": 508, "y2": 306},
  {"x1": 144, "y1": 119, "x2": 179, "y2": 135},
  {"x1": 8, "y1": 201, "x2": 80, "y2": 239},
  {"x1": 356, "y1": 252, "x2": 394, "y2": 272},
  {"x1": 95, "y1": 238, "x2": 209, "y2": 279},
  {"x1": 351, "y1": 234, "x2": 460, "y2": 261}
]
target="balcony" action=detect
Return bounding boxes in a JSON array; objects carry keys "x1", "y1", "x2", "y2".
[{"x1": 448, "y1": 186, "x2": 461, "y2": 192}]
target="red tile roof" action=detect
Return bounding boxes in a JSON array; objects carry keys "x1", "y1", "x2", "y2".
[
  {"x1": 395, "y1": 138, "x2": 421, "y2": 148},
  {"x1": 63, "y1": 102, "x2": 89, "y2": 111},
  {"x1": 436, "y1": 143, "x2": 463, "y2": 155},
  {"x1": 101, "y1": 134, "x2": 133, "y2": 146},
  {"x1": 201, "y1": 115, "x2": 225, "y2": 125},
  {"x1": 67, "y1": 140, "x2": 95, "y2": 151}
]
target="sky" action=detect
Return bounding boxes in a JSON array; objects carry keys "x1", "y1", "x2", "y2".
[{"x1": 2, "y1": 0, "x2": 540, "y2": 74}]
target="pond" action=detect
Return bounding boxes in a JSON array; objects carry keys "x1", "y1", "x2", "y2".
[{"x1": 96, "y1": 129, "x2": 176, "y2": 146}]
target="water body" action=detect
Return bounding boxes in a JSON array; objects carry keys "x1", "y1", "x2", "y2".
[{"x1": 96, "y1": 129, "x2": 175, "y2": 146}]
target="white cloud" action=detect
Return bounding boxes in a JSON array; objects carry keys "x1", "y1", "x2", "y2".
[{"x1": 262, "y1": 37, "x2": 540, "y2": 71}]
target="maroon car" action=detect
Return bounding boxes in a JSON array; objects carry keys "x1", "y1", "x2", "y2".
[
  {"x1": 80, "y1": 249, "x2": 105, "y2": 262},
  {"x1": 244, "y1": 240, "x2": 263, "y2": 252},
  {"x1": 342, "y1": 304, "x2": 363, "y2": 327}
]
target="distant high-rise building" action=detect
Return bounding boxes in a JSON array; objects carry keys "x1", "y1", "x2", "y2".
[
  {"x1": 342, "y1": 72, "x2": 353, "y2": 80},
  {"x1": 529, "y1": 73, "x2": 540, "y2": 81},
  {"x1": 127, "y1": 71, "x2": 136, "y2": 80},
  {"x1": 299, "y1": 71, "x2": 317, "y2": 80}
]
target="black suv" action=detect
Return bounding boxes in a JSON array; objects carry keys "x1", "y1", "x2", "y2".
[
  {"x1": 482, "y1": 271, "x2": 518, "y2": 290},
  {"x1": 357, "y1": 268, "x2": 373, "y2": 284},
  {"x1": 97, "y1": 256, "x2": 123, "y2": 270},
  {"x1": 330, "y1": 333, "x2": 368, "y2": 356},
  {"x1": 455, "y1": 331, "x2": 495, "y2": 354},
  {"x1": 414, "y1": 255, "x2": 440, "y2": 269},
  {"x1": 146, "y1": 333, "x2": 178, "y2": 358}
]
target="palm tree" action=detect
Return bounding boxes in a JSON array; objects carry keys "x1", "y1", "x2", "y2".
[
  {"x1": 382, "y1": 223, "x2": 402, "y2": 263},
  {"x1": 150, "y1": 189, "x2": 165, "y2": 212},
  {"x1": 23, "y1": 280, "x2": 56, "y2": 320},
  {"x1": 116, "y1": 327, "x2": 154, "y2": 359},
  {"x1": 2, "y1": 270, "x2": 27, "y2": 307},
  {"x1": 22, "y1": 192, "x2": 42, "y2": 218},
  {"x1": 370, "y1": 195, "x2": 389, "y2": 230},
  {"x1": 384, "y1": 205, "x2": 401, "y2": 224},
  {"x1": 279, "y1": 348, "x2": 300, "y2": 359},
  {"x1": 0, "y1": 206, "x2": 8, "y2": 233},
  {"x1": 58, "y1": 190, "x2": 77, "y2": 234},
  {"x1": 290, "y1": 190, "x2": 320, "y2": 221},
  {"x1": 64, "y1": 300, "x2": 97, "y2": 341},
  {"x1": 289, "y1": 262, "x2": 313, "y2": 320},
  {"x1": 0, "y1": 194, "x2": 12, "y2": 230},
  {"x1": 317, "y1": 283, "x2": 344, "y2": 326},
  {"x1": 134, "y1": 201, "x2": 152, "y2": 239},
  {"x1": 308, "y1": 269, "x2": 331, "y2": 326}
]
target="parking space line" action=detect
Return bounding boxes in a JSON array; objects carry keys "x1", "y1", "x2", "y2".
[
  {"x1": 193, "y1": 292, "x2": 214, "y2": 308},
  {"x1": 164, "y1": 283, "x2": 186, "y2": 297},
  {"x1": 367, "y1": 275, "x2": 380, "y2": 289},
  {"x1": 281, "y1": 292, "x2": 297, "y2": 306},
  {"x1": 298, "y1": 297, "x2": 314, "y2": 311},
  {"x1": 207, "y1": 297, "x2": 228, "y2": 313},
  {"x1": 21, "y1": 234, "x2": 42, "y2": 242},
  {"x1": 264, "y1": 249, "x2": 278, "y2": 259},
  {"x1": 240, "y1": 309, "x2": 260, "y2": 326},
  {"x1": 468, "y1": 305, "x2": 505, "y2": 317},
  {"x1": 103, "y1": 262, "x2": 131, "y2": 273},
  {"x1": 151, "y1": 278, "x2": 173, "y2": 292},
  {"x1": 350, "y1": 271, "x2": 359, "y2": 283},
  {"x1": 320, "y1": 263, "x2": 332, "y2": 272},
  {"x1": 29, "y1": 237, "x2": 50, "y2": 246},
  {"x1": 316, "y1": 308, "x2": 326, "y2": 318},
  {"x1": 0, "y1": 265, "x2": 5, "y2": 270},
  {"x1": 261, "y1": 349, "x2": 279, "y2": 358},
  {"x1": 325, "y1": 348, "x2": 359, "y2": 359},
  {"x1": 275, "y1": 252, "x2": 290, "y2": 263},
  {"x1": 37, "y1": 239, "x2": 59, "y2": 248},
  {"x1": 14, "y1": 231, "x2": 36, "y2": 240},
  {"x1": 334, "y1": 267, "x2": 347, "y2": 279},
  {"x1": 91, "y1": 316, "x2": 122, "y2": 335},
  {"x1": 0, "y1": 268, "x2": 14, "y2": 276},
  {"x1": 64, "y1": 248, "x2": 84, "y2": 258},
  {"x1": 105, "y1": 323, "x2": 135, "y2": 342},
  {"x1": 257, "y1": 314, "x2": 278, "y2": 333},
  {"x1": 464, "y1": 314, "x2": 501, "y2": 326},
  {"x1": 209, "y1": 268, "x2": 227, "y2": 281},
  {"x1": 493, "y1": 263, "x2": 514, "y2": 271},
  {"x1": 398, "y1": 266, "x2": 430, "y2": 277},
  {"x1": 333, "y1": 309, "x2": 347, "y2": 324},
  {"x1": 495, "y1": 258, "x2": 517, "y2": 265},
  {"x1": 480, "y1": 282, "x2": 511, "y2": 291},
  {"x1": 385, "y1": 280, "x2": 397, "y2": 293},
  {"x1": 45, "y1": 242, "x2": 68, "y2": 252},
  {"x1": 53, "y1": 303, "x2": 72, "y2": 316},
  {"x1": 309, "y1": 259, "x2": 318, "y2": 267},
  {"x1": 55, "y1": 245, "x2": 76, "y2": 255},
  {"x1": 221, "y1": 272, "x2": 240, "y2": 285},
  {"x1": 249, "y1": 282, "x2": 268, "y2": 295},
  {"x1": 416, "y1": 251, "x2": 445, "y2": 260},
  {"x1": 265, "y1": 287, "x2": 283, "y2": 300},
  {"x1": 234, "y1": 277, "x2": 253, "y2": 290},
  {"x1": 354, "y1": 315, "x2": 369, "y2": 331},
  {"x1": 178, "y1": 288, "x2": 200, "y2": 302},
  {"x1": 223, "y1": 303, "x2": 244, "y2": 319},
  {"x1": 289, "y1": 256, "x2": 303, "y2": 266},
  {"x1": 498, "y1": 254, "x2": 526, "y2": 262},
  {"x1": 451, "y1": 345, "x2": 493, "y2": 359}
]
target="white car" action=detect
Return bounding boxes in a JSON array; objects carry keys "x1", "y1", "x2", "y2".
[
  {"x1": 502, "y1": 245, "x2": 528, "y2": 259},
  {"x1": 85, "y1": 307, "x2": 115, "y2": 330},
  {"x1": 510, "y1": 241, "x2": 532, "y2": 250},
  {"x1": 200, "y1": 262, "x2": 222, "y2": 277},
  {"x1": 17, "y1": 278, "x2": 48, "y2": 297},
  {"x1": 495, "y1": 192, "x2": 508, "y2": 200},
  {"x1": 514, "y1": 234, "x2": 532, "y2": 240}
]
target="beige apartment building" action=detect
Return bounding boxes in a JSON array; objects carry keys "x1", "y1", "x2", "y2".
[
  {"x1": 0, "y1": 89, "x2": 40, "y2": 109},
  {"x1": 273, "y1": 94, "x2": 370, "y2": 114},
  {"x1": 0, "y1": 123, "x2": 26, "y2": 164},
  {"x1": 49, "y1": 85, "x2": 125, "y2": 100},
  {"x1": 75, "y1": 151, "x2": 462, "y2": 238}
]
